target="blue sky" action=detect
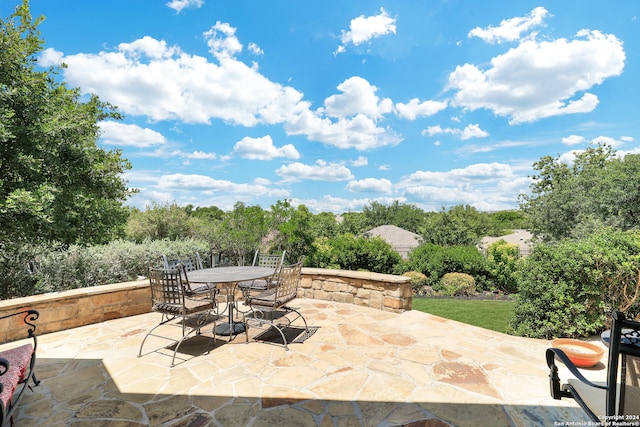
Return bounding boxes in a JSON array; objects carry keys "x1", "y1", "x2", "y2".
[{"x1": 21, "y1": 0, "x2": 640, "y2": 213}]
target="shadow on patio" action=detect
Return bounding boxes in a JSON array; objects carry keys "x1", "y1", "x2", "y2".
[{"x1": 10, "y1": 299, "x2": 591, "y2": 426}]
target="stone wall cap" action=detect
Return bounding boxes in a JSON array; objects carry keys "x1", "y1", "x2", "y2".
[{"x1": 302, "y1": 267, "x2": 411, "y2": 284}]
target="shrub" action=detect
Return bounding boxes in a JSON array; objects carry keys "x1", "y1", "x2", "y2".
[
  {"x1": 0, "y1": 238, "x2": 212, "y2": 298},
  {"x1": 0, "y1": 242, "x2": 47, "y2": 299},
  {"x1": 407, "y1": 243, "x2": 491, "y2": 290},
  {"x1": 308, "y1": 234, "x2": 401, "y2": 273},
  {"x1": 509, "y1": 227, "x2": 640, "y2": 339},
  {"x1": 402, "y1": 271, "x2": 428, "y2": 294},
  {"x1": 486, "y1": 239, "x2": 520, "y2": 294},
  {"x1": 436, "y1": 273, "x2": 476, "y2": 297}
]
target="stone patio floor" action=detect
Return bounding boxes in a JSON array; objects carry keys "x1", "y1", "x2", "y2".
[{"x1": 5, "y1": 299, "x2": 603, "y2": 426}]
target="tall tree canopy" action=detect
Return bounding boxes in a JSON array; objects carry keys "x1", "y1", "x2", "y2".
[
  {"x1": 520, "y1": 143, "x2": 640, "y2": 241},
  {"x1": 0, "y1": 1, "x2": 134, "y2": 245}
]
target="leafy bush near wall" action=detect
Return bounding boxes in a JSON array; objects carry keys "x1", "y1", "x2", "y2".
[
  {"x1": 0, "y1": 239, "x2": 210, "y2": 299},
  {"x1": 308, "y1": 234, "x2": 401, "y2": 273},
  {"x1": 486, "y1": 239, "x2": 521, "y2": 294},
  {"x1": 407, "y1": 243, "x2": 492, "y2": 290},
  {"x1": 509, "y1": 227, "x2": 640, "y2": 339},
  {"x1": 0, "y1": 242, "x2": 45, "y2": 299},
  {"x1": 402, "y1": 270, "x2": 428, "y2": 294},
  {"x1": 435, "y1": 272, "x2": 476, "y2": 297}
]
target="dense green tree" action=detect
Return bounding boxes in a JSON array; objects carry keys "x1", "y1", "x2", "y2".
[
  {"x1": 420, "y1": 205, "x2": 490, "y2": 246},
  {"x1": 520, "y1": 143, "x2": 640, "y2": 241},
  {"x1": 215, "y1": 202, "x2": 267, "y2": 264},
  {"x1": 486, "y1": 211, "x2": 529, "y2": 235},
  {"x1": 125, "y1": 202, "x2": 193, "y2": 243},
  {"x1": 185, "y1": 205, "x2": 225, "y2": 222},
  {"x1": 269, "y1": 200, "x2": 314, "y2": 263},
  {"x1": 361, "y1": 200, "x2": 426, "y2": 233},
  {"x1": 308, "y1": 211, "x2": 339, "y2": 239},
  {"x1": 338, "y1": 211, "x2": 367, "y2": 235},
  {"x1": 0, "y1": 1, "x2": 134, "y2": 245}
]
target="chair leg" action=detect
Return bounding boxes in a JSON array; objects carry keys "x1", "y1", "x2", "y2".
[
  {"x1": 171, "y1": 310, "x2": 214, "y2": 367},
  {"x1": 138, "y1": 317, "x2": 175, "y2": 357},
  {"x1": 269, "y1": 324, "x2": 290, "y2": 351}
]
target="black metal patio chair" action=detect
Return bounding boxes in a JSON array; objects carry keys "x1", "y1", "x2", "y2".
[
  {"x1": 546, "y1": 311, "x2": 640, "y2": 424},
  {"x1": 161, "y1": 252, "x2": 218, "y2": 296},
  {"x1": 238, "y1": 250, "x2": 286, "y2": 299},
  {"x1": 138, "y1": 267, "x2": 218, "y2": 367},
  {"x1": 244, "y1": 257, "x2": 309, "y2": 350}
]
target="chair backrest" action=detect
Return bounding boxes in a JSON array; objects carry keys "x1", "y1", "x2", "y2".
[
  {"x1": 148, "y1": 267, "x2": 185, "y2": 308},
  {"x1": 606, "y1": 311, "x2": 640, "y2": 416},
  {"x1": 273, "y1": 256, "x2": 305, "y2": 307},
  {"x1": 161, "y1": 253, "x2": 204, "y2": 272},
  {"x1": 252, "y1": 250, "x2": 286, "y2": 269}
]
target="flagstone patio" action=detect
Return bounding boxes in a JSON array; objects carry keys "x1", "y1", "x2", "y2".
[{"x1": 6, "y1": 299, "x2": 600, "y2": 426}]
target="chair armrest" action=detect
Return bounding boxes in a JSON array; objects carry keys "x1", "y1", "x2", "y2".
[{"x1": 546, "y1": 348, "x2": 607, "y2": 399}]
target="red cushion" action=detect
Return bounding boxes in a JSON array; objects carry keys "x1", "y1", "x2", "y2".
[{"x1": 0, "y1": 343, "x2": 33, "y2": 409}]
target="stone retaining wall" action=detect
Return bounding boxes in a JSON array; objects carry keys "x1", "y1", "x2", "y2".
[
  {"x1": 299, "y1": 268, "x2": 412, "y2": 313},
  {"x1": 0, "y1": 268, "x2": 412, "y2": 343}
]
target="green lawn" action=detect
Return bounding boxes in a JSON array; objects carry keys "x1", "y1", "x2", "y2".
[{"x1": 411, "y1": 298, "x2": 515, "y2": 334}]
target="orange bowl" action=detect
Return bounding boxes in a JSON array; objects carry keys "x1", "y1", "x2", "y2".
[{"x1": 552, "y1": 338, "x2": 605, "y2": 368}]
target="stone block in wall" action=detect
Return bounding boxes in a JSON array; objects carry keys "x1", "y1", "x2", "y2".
[
  {"x1": 369, "y1": 291, "x2": 383, "y2": 309},
  {"x1": 384, "y1": 286, "x2": 402, "y2": 298},
  {"x1": 299, "y1": 277, "x2": 312, "y2": 289},
  {"x1": 314, "y1": 289, "x2": 330, "y2": 301},
  {"x1": 383, "y1": 296, "x2": 403, "y2": 310},
  {"x1": 363, "y1": 282, "x2": 385, "y2": 292},
  {"x1": 332, "y1": 292, "x2": 354, "y2": 304},
  {"x1": 356, "y1": 288, "x2": 370, "y2": 299},
  {"x1": 91, "y1": 291, "x2": 126, "y2": 306},
  {"x1": 322, "y1": 281, "x2": 339, "y2": 292},
  {"x1": 38, "y1": 302, "x2": 79, "y2": 324}
]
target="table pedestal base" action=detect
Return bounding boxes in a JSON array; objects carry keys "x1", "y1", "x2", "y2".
[{"x1": 215, "y1": 322, "x2": 246, "y2": 336}]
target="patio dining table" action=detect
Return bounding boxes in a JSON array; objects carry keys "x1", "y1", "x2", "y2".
[{"x1": 187, "y1": 266, "x2": 274, "y2": 337}]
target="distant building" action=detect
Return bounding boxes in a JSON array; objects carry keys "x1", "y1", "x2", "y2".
[{"x1": 363, "y1": 225, "x2": 423, "y2": 259}]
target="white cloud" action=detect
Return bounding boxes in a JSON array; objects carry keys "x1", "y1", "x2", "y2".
[
  {"x1": 166, "y1": 0, "x2": 204, "y2": 13},
  {"x1": 350, "y1": 156, "x2": 368, "y2": 167},
  {"x1": 562, "y1": 134, "x2": 585, "y2": 146},
  {"x1": 323, "y1": 76, "x2": 393, "y2": 119},
  {"x1": 395, "y1": 98, "x2": 448, "y2": 120},
  {"x1": 335, "y1": 8, "x2": 396, "y2": 54},
  {"x1": 398, "y1": 163, "x2": 532, "y2": 211},
  {"x1": 285, "y1": 110, "x2": 402, "y2": 150},
  {"x1": 468, "y1": 7, "x2": 549, "y2": 44},
  {"x1": 157, "y1": 173, "x2": 289, "y2": 197},
  {"x1": 275, "y1": 160, "x2": 354, "y2": 182},
  {"x1": 40, "y1": 28, "x2": 400, "y2": 151},
  {"x1": 231, "y1": 135, "x2": 300, "y2": 160},
  {"x1": 292, "y1": 195, "x2": 403, "y2": 214},
  {"x1": 424, "y1": 123, "x2": 489, "y2": 140},
  {"x1": 39, "y1": 33, "x2": 306, "y2": 127},
  {"x1": 448, "y1": 29, "x2": 625, "y2": 123},
  {"x1": 346, "y1": 178, "x2": 392, "y2": 194},
  {"x1": 170, "y1": 150, "x2": 217, "y2": 160},
  {"x1": 248, "y1": 43, "x2": 264, "y2": 56},
  {"x1": 621, "y1": 136, "x2": 635, "y2": 142},
  {"x1": 204, "y1": 21, "x2": 243, "y2": 59},
  {"x1": 460, "y1": 124, "x2": 490, "y2": 140},
  {"x1": 99, "y1": 121, "x2": 167, "y2": 147}
]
